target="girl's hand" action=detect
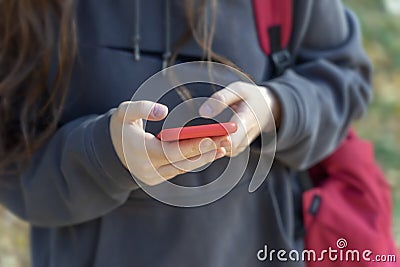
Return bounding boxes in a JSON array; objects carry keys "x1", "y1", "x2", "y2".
[
  {"x1": 110, "y1": 101, "x2": 230, "y2": 186},
  {"x1": 199, "y1": 82, "x2": 281, "y2": 157}
]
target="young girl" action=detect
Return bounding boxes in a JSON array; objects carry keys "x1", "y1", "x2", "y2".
[{"x1": 0, "y1": 0, "x2": 372, "y2": 266}]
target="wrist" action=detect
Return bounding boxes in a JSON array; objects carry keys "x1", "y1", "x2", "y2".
[{"x1": 263, "y1": 86, "x2": 282, "y2": 130}]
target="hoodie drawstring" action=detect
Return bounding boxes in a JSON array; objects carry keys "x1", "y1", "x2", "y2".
[
  {"x1": 134, "y1": 0, "x2": 172, "y2": 71},
  {"x1": 162, "y1": 0, "x2": 172, "y2": 70},
  {"x1": 134, "y1": 0, "x2": 141, "y2": 61}
]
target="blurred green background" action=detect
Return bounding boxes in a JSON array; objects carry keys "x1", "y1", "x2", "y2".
[
  {"x1": 0, "y1": 0, "x2": 399, "y2": 266},
  {"x1": 346, "y1": 0, "x2": 400, "y2": 247}
]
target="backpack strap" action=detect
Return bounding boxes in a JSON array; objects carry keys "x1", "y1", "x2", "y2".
[
  {"x1": 252, "y1": 0, "x2": 293, "y2": 76},
  {"x1": 294, "y1": 171, "x2": 317, "y2": 240}
]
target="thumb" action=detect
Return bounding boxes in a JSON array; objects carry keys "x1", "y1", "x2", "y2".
[{"x1": 117, "y1": 101, "x2": 168, "y2": 122}]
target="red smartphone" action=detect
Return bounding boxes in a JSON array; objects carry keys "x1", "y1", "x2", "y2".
[{"x1": 157, "y1": 122, "x2": 238, "y2": 142}]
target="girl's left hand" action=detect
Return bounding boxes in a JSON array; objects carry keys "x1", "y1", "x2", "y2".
[{"x1": 199, "y1": 81, "x2": 281, "y2": 157}]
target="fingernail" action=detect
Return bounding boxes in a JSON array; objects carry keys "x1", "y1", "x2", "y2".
[
  {"x1": 199, "y1": 104, "x2": 213, "y2": 117},
  {"x1": 152, "y1": 104, "x2": 167, "y2": 118}
]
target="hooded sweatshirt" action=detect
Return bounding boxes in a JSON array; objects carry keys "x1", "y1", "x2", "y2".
[{"x1": 0, "y1": 0, "x2": 372, "y2": 266}]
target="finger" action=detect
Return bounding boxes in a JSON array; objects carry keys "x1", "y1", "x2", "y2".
[
  {"x1": 117, "y1": 101, "x2": 168, "y2": 122},
  {"x1": 157, "y1": 148, "x2": 227, "y2": 179},
  {"x1": 113, "y1": 122, "x2": 146, "y2": 169},
  {"x1": 199, "y1": 81, "x2": 249, "y2": 118},
  {"x1": 226, "y1": 107, "x2": 257, "y2": 157},
  {"x1": 145, "y1": 135, "x2": 231, "y2": 166},
  {"x1": 165, "y1": 136, "x2": 231, "y2": 162},
  {"x1": 228, "y1": 116, "x2": 248, "y2": 156},
  {"x1": 228, "y1": 126, "x2": 259, "y2": 157}
]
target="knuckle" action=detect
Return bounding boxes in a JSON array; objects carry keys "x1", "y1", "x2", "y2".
[
  {"x1": 117, "y1": 101, "x2": 130, "y2": 110},
  {"x1": 227, "y1": 81, "x2": 241, "y2": 91},
  {"x1": 135, "y1": 101, "x2": 146, "y2": 113},
  {"x1": 116, "y1": 102, "x2": 129, "y2": 118},
  {"x1": 213, "y1": 91, "x2": 224, "y2": 101}
]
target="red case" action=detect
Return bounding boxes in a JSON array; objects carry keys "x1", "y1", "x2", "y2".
[{"x1": 157, "y1": 122, "x2": 237, "y2": 142}]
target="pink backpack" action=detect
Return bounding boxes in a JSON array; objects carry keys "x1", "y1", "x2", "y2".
[{"x1": 252, "y1": 0, "x2": 400, "y2": 265}]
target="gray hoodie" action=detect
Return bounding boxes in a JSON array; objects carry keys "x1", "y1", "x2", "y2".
[{"x1": 0, "y1": 0, "x2": 372, "y2": 266}]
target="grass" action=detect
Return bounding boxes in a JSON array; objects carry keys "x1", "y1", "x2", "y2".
[{"x1": 0, "y1": 1, "x2": 399, "y2": 266}]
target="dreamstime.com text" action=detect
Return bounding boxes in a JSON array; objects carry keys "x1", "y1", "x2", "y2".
[{"x1": 257, "y1": 238, "x2": 397, "y2": 263}]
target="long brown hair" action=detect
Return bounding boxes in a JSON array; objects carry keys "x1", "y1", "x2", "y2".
[
  {"x1": 0, "y1": 0, "x2": 233, "y2": 174},
  {"x1": 0, "y1": 0, "x2": 77, "y2": 173}
]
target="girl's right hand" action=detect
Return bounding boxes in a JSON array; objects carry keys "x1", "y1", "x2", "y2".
[{"x1": 110, "y1": 101, "x2": 230, "y2": 186}]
